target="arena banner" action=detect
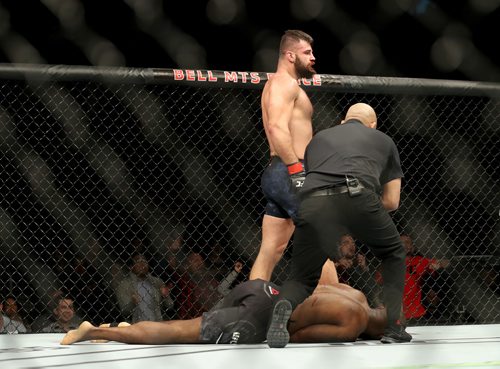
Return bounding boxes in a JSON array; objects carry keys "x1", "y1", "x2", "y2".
[{"x1": 1, "y1": 64, "x2": 500, "y2": 96}]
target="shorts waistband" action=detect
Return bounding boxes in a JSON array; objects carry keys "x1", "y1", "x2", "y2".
[{"x1": 270, "y1": 155, "x2": 304, "y2": 162}]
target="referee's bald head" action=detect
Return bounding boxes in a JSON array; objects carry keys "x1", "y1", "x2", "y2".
[{"x1": 343, "y1": 103, "x2": 377, "y2": 129}]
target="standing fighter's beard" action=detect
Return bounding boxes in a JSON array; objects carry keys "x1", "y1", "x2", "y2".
[{"x1": 295, "y1": 59, "x2": 316, "y2": 79}]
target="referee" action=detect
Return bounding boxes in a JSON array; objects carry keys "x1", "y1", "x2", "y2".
[{"x1": 267, "y1": 103, "x2": 411, "y2": 347}]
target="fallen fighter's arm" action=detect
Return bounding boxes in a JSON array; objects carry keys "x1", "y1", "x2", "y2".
[{"x1": 317, "y1": 259, "x2": 339, "y2": 286}]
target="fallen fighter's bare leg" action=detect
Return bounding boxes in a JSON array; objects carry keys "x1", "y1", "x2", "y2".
[
  {"x1": 92, "y1": 322, "x2": 131, "y2": 343},
  {"x1": 61, "y1": 318, "x2": 203, "y2": 345}
]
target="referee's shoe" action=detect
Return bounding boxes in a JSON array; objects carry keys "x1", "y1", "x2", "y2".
[{"x1": 381, "y1": 324, "x2": 412, "y2": 343}]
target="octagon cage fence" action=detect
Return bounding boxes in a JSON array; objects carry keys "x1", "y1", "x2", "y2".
[{"x1": 0, "y1": 64, "x2": 498, "y2": 333}]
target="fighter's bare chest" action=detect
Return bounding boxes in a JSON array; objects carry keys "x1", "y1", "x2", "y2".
[{"x1": 295, "y1": 89, "x2": 313, "y2": 117}]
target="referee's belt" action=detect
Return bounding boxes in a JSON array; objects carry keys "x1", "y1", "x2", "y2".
[{"x1": 308, "y1": 184, "x2": 365, "y2": 197}]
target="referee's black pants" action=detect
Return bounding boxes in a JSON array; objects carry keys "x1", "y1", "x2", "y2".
[{"x1": 280, "y1": 189, "x2": 406, "y2": 327}]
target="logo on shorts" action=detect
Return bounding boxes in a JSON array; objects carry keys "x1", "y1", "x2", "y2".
[
  {"x1": 268, "y1": 286, "x2": 280, "y2": 295},
  {"x1": 230, "y1": 332, "x2": 240, "y2": 344}
]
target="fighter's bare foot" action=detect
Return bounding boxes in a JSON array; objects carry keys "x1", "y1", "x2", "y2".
[
  {"x1": 91, "y1": 322, "x2": 131, "y2": 343},
  {"x1": 60, "y1": 321, "x2": 94, "y2": 345}
]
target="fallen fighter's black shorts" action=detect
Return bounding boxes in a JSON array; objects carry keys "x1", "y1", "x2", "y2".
[
  {"x1": 261, "y1": 156, "x2": 301, "y2": 222},
  {"x1": 199, "y1": 279, "x2": 280, "y2": 344}
]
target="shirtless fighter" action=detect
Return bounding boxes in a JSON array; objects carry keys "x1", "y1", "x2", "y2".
[{"x1": 250, "y1": 29, "x2": 316, "y2": 281}]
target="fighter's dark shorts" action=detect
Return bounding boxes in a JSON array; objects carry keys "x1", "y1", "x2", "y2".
[
  {"x1": 261, "y1": 156, "x2": 302, "y2": 223},
  {"x1": 199, "y1": 279, "x2": 280, "y2": 344}
]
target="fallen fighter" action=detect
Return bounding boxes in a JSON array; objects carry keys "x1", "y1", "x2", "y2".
[{"x1": 61, "y1": 278, "x2": 387, "y2": 345}]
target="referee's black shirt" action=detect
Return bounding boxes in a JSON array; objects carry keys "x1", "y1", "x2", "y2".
[{"x1": 302, "y1": 119, "x2": 403, "y2": 194}]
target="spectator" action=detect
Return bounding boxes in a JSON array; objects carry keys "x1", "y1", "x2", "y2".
[
  {"x1": 152, "y1": 236, "x2": 185, "y2": 288},
  {"x1": 115, "y1": 253, "x2": 174, "y2": 323},
  {"x1": 31, "y1": 288, "x2": 83, "y2": 332},
  {"x1": 402, "y1": 234, "x2": 452, "y2": 323},
  {"x1": 377, "y1": 234, "x2": 451, "y2": 324},
  {"x1": 335, "y1": 234, "x2": 382, "y2": 307},
  {"x1": 2, "y1": 295, "x2": 30, "y2": 332},
  {"x1": 1, "y1": 296, "x2": 28, "y2": 334},
  {"x1": 176, "y1": 251, "x2": 243, "y2": 319},
  {"x1": 207, "y1": 241, "x2": 237, "y2": 280},
  {"x1": 41, "y1": 296, "x2": 80, "y2": 333}
]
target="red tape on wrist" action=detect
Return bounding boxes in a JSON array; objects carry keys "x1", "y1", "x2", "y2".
[{"x1": 287, "y1": 161, "x2": 304, "y2": 175}]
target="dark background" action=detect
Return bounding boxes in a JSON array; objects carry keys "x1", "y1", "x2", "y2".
[
  {"x1": 0, "y1": 0, "x2": 499, "y2": 82},
  {"x1": 0, "y1": 0, "x2": 499, "y2": 326}
]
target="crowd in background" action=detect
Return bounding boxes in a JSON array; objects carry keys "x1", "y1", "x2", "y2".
[
  {"x1": 2, "y1": 232, "x2": 498, "y2": 334},
  {"x1": 0, "y1": 235, "x2": 248, "y2": 334}
]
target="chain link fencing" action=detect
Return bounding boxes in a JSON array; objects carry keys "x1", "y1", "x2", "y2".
[{"x1": 0, "y1": 65, "x2": 498, "y2": 332}]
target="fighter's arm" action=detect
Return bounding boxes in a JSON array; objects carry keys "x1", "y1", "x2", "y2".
[
  {"x1": 265, "y1": 76, "x2": 300, "y2": 164},
  {"x1": 316, "y1": 259, "x2": 339, "y2": 287},
  {"x1": 380, "y1": 178, "x2": 401, "y2": 212}
]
